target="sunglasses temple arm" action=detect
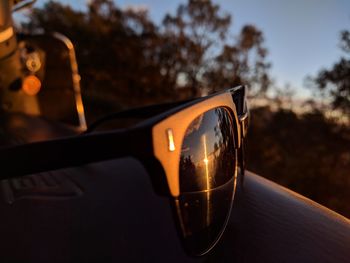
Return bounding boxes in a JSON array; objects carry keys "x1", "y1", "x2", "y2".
[
  {"x1": 84, "y1": 99, "x2": 194, "y2": 133},
  {"x1": 0, "y1": 129, "x2": 151, "y2": 180}
]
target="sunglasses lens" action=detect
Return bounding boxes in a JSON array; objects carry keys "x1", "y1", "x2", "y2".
[{"x1": 177, "y1": 107, "x2": 237, "y2": 255}]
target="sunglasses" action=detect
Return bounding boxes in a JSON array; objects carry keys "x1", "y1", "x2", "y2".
[{"x1": 0, "y1": 85, "x2": 249, "y2": 256}]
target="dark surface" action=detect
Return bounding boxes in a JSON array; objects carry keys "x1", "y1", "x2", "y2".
[
  {"x1": 0, "y1": 112, "x2": 77, "y2": 145},
  {"x1": 0, "y1": 114, "x2": 349, "y2": 262}
]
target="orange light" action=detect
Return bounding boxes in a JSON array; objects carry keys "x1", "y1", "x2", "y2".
[{"x1": 22, "y1": 75, "x2": 41, "y2": 96}]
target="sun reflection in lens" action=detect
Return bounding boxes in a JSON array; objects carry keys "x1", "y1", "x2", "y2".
[
  {"x1": 178, "y1": 107, "x2": 237, "y2": 255},
  {"x1": 202, "y1": 134, "x2": 211, "y2": 226},
  {"x1": 202, "y1": 135, "x2": 210, "y2": 190}
]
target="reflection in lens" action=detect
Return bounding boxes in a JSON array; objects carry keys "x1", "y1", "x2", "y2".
[{"x1": 176, "y1": 107, "x2": 237, "y2": 255}]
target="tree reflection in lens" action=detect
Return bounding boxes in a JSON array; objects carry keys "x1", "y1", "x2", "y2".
[{"x1": 176, "y1": 107, "x2": 237, "y2": 255}]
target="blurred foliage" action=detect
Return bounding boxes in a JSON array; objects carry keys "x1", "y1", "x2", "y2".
[
  {"x1": 246, "y1": 106, "x2": 350, "y2": 217},
  {"x1": 22, "y1": 0, "x2": 270, "y2": 122},
  {"x1": 312, "y1": 30, "x2": 350, "y2": 115},
  {"x1": 19, "y1": 0, "x2": 350, "y2": 217}
]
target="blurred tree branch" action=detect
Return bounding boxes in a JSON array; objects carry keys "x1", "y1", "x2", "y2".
[{"x1": 311, "y1": 29, "x2": 350, "y2": 115}]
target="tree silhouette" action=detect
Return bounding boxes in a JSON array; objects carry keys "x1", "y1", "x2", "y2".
[
  {"x1": 162, "y1": 1, "x2": 270, "y2": 97},
  {"x1": 162, "y1": 0, "x2": 231, "y2": 97},
  {"x1": 206, "y1": 24, "x2": 271, "y2": 96},
  {"x1": 313, "y1": 30, "x2": 350, "y2": 114}
]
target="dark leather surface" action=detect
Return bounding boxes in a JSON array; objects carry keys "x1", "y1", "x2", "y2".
[{"x1": 0, "y1": 114, "x2": 349, "y2": 262}]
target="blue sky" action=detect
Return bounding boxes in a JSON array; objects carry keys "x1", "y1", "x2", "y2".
[{"x1": 25, "y1": 0, "x2": 350, "y2": 98}]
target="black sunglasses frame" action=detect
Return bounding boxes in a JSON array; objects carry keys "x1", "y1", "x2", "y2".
[{"x1": 0, "y1": 85, "x2": 248, "y2": 197}]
